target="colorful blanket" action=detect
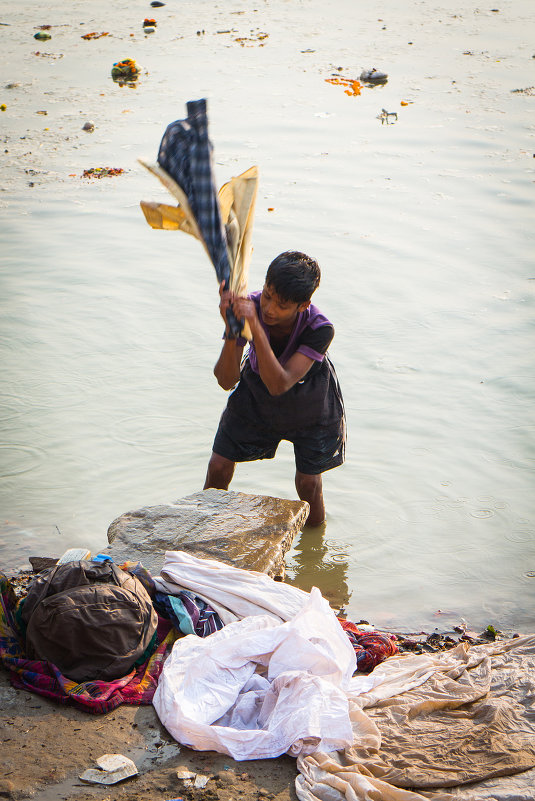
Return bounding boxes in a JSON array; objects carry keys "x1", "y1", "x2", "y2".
[{"x1": 0, "y1": 572, "x2": 178, "y2": 713}]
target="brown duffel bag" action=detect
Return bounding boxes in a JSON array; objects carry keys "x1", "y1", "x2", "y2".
[{"x1": 21, "y1": 560, "x2": 158, "y2": 682}]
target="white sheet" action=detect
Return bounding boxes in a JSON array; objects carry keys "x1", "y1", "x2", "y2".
[
  {"x1": 153, "y1": 587, "x2": 357, "y2": 760},
  {"x1": 154, "y1": 550, "x2": 311, "y2": 623}
]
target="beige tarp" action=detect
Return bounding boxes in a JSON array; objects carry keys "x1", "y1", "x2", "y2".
[
  {"x1": 297, "y1": 634, "x2": 535, "y2": 801},
  {"x1": 139, "y1": 161, "x2": 258, "y2": 340}
]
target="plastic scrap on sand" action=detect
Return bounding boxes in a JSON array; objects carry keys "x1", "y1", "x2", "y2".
[{"x1": 79, "y1": 754, "x2": 138, "y2": 785}]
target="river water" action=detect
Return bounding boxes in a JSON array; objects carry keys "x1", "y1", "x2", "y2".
[{"x1": 1, "y1": 0, "x2": 534, "y2": 633}]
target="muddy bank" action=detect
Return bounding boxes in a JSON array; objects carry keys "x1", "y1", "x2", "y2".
[{"x1": 0, "y1": 669, "x2": 298, "y2": 801}]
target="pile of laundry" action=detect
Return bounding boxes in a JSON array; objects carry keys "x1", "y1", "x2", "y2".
[
  {"x1": 2, "y1": 550, "x2": 535, "y2": 800},
  {"x1": 0, "y1": 551, "x2": 396, "y2": 715}
]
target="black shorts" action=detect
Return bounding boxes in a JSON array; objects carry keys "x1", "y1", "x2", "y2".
[
  {"x1": 212, "y1": 360, "x2": 346, "y2": 475},
  {"x1": 213, "y1": 413, "x2": 345, "y2": 475}
]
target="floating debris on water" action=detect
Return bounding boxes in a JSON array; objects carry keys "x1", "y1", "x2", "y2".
[
  {"x1": 33, "y1": 51, "x2": 63, "y2": 59},
  {"x1": 360, "y1": 67, "x2": 388, "y2": 84},
  {"x1": 377, "y1": 108, "x2": 397, "y2": 124},
  {"x1": 111, "y1": 58, "x2": 140, "y2": 85},
  {"x1": 82, "y1": 31, "x2": 109, "y2": 40},
  {"x1": 82, "y1": 167, "x2": 125, "y2": 179},
  {"x1": 233, "y1": 30, "x2": 269, "y2": 46},
  {"x1": 325, "y1": 76, "x2": 361, "y2": 96}
]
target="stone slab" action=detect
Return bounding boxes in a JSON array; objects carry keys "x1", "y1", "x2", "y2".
[{"x1": 105, "y1": 489, "x2": 309, "y2": 577}]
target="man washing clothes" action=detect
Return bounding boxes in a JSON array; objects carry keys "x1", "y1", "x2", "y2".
[{"x1": 204, "y1": 251, "x2": 346, "y2": 526}]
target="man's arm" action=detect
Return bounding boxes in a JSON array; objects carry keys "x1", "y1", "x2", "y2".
[
  {"x1": 213, "y1": 283, "x2": 245, "y2": 390},
  {"x1": 251, "y1": 324, "x2": 314, "y2": 395},
  {"x1": 233, "y1": 297, "x2": 314, "y2": 396},
  {"x1": 214, "y1": 338, "x2": 245, "y2": 390}
]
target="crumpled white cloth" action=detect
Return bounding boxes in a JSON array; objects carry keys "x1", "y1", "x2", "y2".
[
  {"x1": 153, "y1": 549, "x2": 311, "y2": 624},
  {"x1": 153, "y1": 587, "x2": 356, "y2": 760}
]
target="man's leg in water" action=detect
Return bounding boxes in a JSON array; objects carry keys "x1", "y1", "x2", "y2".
[
  {"x1": 204, "y1": 452, "x2": 236, "y2": 490},
  {"x1": 295, "y1": 471, "x2": 325, "y2": 527}
]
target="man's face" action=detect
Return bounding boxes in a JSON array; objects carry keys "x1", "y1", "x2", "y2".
[{"x1": 260, "y1": 283, "x2": 309, "y2": 329}]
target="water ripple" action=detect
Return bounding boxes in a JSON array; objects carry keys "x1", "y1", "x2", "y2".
[
  {"x1": 505, "y1": 529, "x2": 533, "y2": 544},
  {"x1": 0, "y1": 444, "x2": 45, "y2": 477},
  {"x1": 110, "y1": 414, "x2": 212, "y2": 454},
  {"x1": 470, "y1": 509, "x2": 495, "y2": 519}
]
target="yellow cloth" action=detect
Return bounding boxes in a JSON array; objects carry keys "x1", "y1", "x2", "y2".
[{"x1": 139, "y1": 161, "x2": 258, "y2": 340}]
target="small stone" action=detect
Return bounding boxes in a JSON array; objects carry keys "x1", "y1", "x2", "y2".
[
  {"x1": 151, "y1": 1, "x2": 165, "y2": 5},
  {"x1": 143, "y1": 26, "x2": 156, "y2": 33},
  {"x1": 176, "y1": 767, "x2": 196, "y2": 780},
  {"x1": 34, "y1": 31, "x2": 51, "y2": 41},
  {"x1": 216, "y1": 770, "x2": 236, "y2": 786},
  {"x1": 82, "y1": 121, "x2": 95, "y2": 132}
]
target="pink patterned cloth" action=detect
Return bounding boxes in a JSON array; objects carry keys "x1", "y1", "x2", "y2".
[{"x1": 338, "y1": 618, "x2": 398, "y2": 672}]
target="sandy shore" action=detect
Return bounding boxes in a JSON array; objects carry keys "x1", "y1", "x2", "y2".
[{"x1": 1, "y1": 669, "x2": 299, "y2": 801}]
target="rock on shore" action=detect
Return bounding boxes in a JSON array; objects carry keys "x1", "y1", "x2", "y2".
[{"x1": 105, "y1": 489, "x2": 309, "y2": 577}]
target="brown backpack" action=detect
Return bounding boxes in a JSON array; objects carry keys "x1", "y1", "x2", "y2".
[{"x1": 21, "y1": 560, "x2": 158, "y2": 682}]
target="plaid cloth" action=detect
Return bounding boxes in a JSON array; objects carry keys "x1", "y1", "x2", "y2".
[
  {"x1": 338, "y1": 617, "x2": 398, "y2": 673},
  {"x1": 157, "y1": 98, "x2": 231, "y2": 286},
  {"x1": 153, "y1": 590, "x2": 223, "y2": 637},
  {"x1": 0, "y1": 572, "x2": 177, "y2": 714}
]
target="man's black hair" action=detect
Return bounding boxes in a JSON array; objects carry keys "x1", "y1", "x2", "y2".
[{"x1": 265, "y1": 251, "x2": 321, "y2": 304}]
